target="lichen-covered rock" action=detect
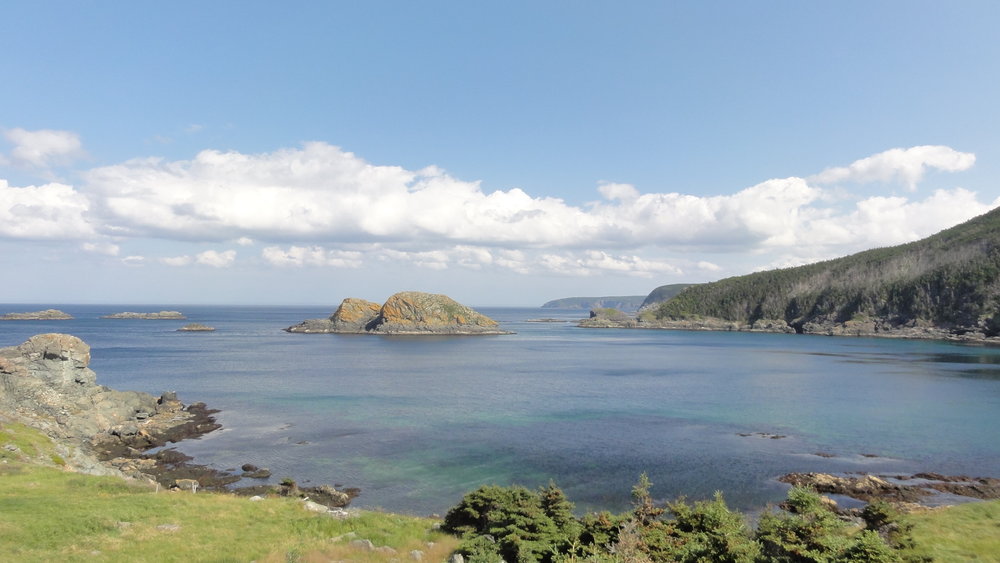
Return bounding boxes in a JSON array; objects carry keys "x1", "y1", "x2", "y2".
[
  {"x1": 285, "y1": 299, "x2": 381, "y2": 333},
  {"x1": 373, "y1": 292, "x2": 501, "y2": 334},
  {"x1": 286, "y1": 292, "x2": 510, "y2": 335},
  {"x1": 331, "y1": 298, "x2": 382, "y2": 331}
]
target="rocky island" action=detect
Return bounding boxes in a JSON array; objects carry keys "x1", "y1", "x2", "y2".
[
  {"x1": 286, "y1": 291, "x2": 511, "y2": 335},
  {"x1": 177, "y1": 323, "x2": 215, "y2": 332},
  {"x1": 102, "y1": 310, "x2": 187, "y2": 320},
  {"x1": 1, "y1": 309, "x2": 74, "y2": 320}
]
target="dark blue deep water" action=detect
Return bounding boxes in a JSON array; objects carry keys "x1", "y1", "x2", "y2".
[{"x1": 3, "y1": 304, "x2": 1000, "y2": 515}]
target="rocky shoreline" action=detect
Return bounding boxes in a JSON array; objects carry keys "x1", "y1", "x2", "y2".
[
  {"x1": 778, "y1": 472, "x2": 1000, "y2": 509},
  {"x1": 578, "y1": 311, "x2": 1000, "y2": 344},
  {"x1": 0, "y1": 333, "x2": 355, "y2": 510}
]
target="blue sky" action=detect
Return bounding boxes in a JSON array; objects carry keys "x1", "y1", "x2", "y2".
[{"x1": 2, "y1": 1, "x2": 999, "y2": 306}]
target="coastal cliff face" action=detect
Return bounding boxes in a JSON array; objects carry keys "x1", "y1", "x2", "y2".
[
  {"x1": 286, "y1": 292, "x2": 509, "y2": 334},
  {"x1": 0, "y1": 334, "x2": 215, "y2": 477}
]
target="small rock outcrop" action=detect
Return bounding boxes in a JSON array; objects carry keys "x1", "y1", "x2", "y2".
[
  {"x1": 102, "y1": 311, "x2": 186, "y2": 320},
  {"x1": 0, "y1": 334, "x2": 218, "y2": 480},
  {"x1": 286, "y1": 292, "x2": 510, "y2": 335},
  {"x1": 578, "y1": 308, "x2": 635, "y2": 328},
  {"x1": 177, "y1": 323, "x2": 215, "y2": 332},
  {"x1": 1, "y1": 309, "x2": 73, "y2": 320},
  {"x1": 778, "y1": 472, "x2": 1000, "y2": 504}
]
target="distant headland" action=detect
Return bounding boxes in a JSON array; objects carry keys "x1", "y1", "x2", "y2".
[{"x1": 580, "y1": 207, "x2": 1000, "y2": 344}]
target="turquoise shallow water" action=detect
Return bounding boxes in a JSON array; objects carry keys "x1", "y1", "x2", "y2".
[{"x1": 2, "y1": 304, "x2": 999, "y2": 514}]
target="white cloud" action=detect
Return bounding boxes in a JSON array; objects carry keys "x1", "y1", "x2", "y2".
[
  {"x1": 262, "y1": 245, "x2": 363, "y2": 268},
  {"x1": 536, "y1": 251, "x2": 682, "y2": 278},
  {"x1": 161, "y1": 255, "x2": 193, "y2": 266},
  {"x1": 810, "y1": 145, "x2": 975, "y2": 190},
  {"x1": 121, "y1": 255, "x2": 145, "y2": 266},
  {"x1": 1, "y1": 139, "x2": 989, "y2": 285},
  {"x1": 597, "y1": 182, "x2": 640, "y2": 201},
  {"x1": 0, "y1": 179, "x2": 94, "y2": 239},
  {"x1": 3, "y1": 128, "x2": 85, "y2": 168},
  {"x1": 81, "y1": 241, "x2": 120, "y2": 256},
  {"x1": 196, "y1": 249, "x2": 236, "y2": 267}
]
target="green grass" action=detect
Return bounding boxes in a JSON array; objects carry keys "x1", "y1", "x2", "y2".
[
  {"x1": 905, "y1": 500, "x2": 1000, "y2": 562},
  {"x1": 5, "y1": 422, "x2": 1000, "y2": 561},
  {"x1": 0, "y1": 462, "x2": 457, "y2": 562}
]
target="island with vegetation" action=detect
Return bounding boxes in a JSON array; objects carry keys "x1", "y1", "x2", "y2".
[
  {"x1": 583, "y1": 207, "x2": 1000, "y2": 343},
  {"x1": 286, "y1": 291, "x2": 511, "y2": 335},
  {"x1": 102, "y1": 311, "x2": 187, "y2": 320},
  {"x1": 0, "y1": 309, "x2": 74, "y2": 320}
]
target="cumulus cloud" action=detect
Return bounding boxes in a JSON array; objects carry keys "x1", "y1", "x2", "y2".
[
  {"x1": 161, "y1": 255, "x2": 193, "y2": 266},
  {"x1": 1, "y1": 138, "x2": 991, "y2": 284},
  {"x1": 3, "y1": 128, "x2": 85, "y2": 168},
  {"x1": 262, "y1": 245, "x2": 363, "y2": 268},
  {"x1": 0, "y1": 180, "x2": 94, "y2": 239},
  {"x1": 81, "y1": 241, "x2": 120, "y2": 256},
  {"x1": 196, "y1": 249, "x2": 236, "y2": 267},
  {"x1": 538, "y1": 251, "x2": 682, "y2": 278},
  {"x1": 78, "y1": 142, "x2": 838, "y2": 250},
  {"x1": 810, "y1": 145, "x2": 975, "y2": 190}
]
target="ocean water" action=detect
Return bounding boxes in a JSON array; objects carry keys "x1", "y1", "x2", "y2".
[{"x1": 2, "y1": 304, "x2": 1000, "y2": 515}]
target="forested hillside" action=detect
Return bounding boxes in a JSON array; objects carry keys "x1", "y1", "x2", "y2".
[
  {"x1": 639, "y1": 283, "x2": 695, "y2": 309},
  {"x1": 648, "y1": 207, "x2": 1000, "y2": 337}
]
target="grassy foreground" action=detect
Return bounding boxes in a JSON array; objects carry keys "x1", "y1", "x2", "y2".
[
  {"x1": 3, "y1": 421, "x2": 999, "y2": 562},
  {"x1": 0, "y1": 462, "x2": 458, "y2": 562},
  {"x1": 905, "y1": 501, "x2": 1000, "y2": 562},
  {"x1": 0, "y1": 423, "x2": 456, "y2": 562}
]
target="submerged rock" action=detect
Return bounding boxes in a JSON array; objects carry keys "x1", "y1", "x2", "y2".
[{"x1": 286, "y1": 292, "x2": 511, "y2": 335}]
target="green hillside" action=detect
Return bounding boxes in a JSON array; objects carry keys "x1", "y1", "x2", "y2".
[
  {"x1": 541, "y1": 295, "x2": 647, "y2": 311},
  {"x1": 648, "y1": 207, "x2": 1000, "y2": 336}
]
